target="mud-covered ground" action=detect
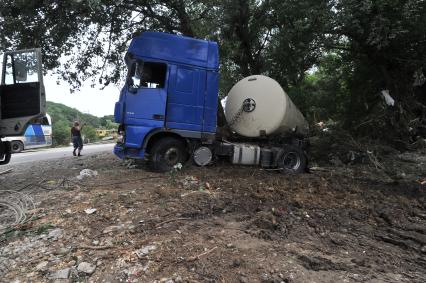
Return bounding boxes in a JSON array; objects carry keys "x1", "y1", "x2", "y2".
[{"x1": 0, "y1": 150, "x2": 425, "y2": 283}]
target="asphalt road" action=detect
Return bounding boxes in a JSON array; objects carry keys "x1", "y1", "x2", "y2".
[{"x1": 8, "y1": 143, "x2": 115, "y2": 165}]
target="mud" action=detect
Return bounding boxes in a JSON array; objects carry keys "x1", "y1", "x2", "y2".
[{"x1": 0, "y1": 151, "x2": 425, "y2": 282}]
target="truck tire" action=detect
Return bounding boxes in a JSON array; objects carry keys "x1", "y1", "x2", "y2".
[
  {"x1": 150, "y1": 137, "x2": 187, "y2": 172},
  {"x1": 277, "y1": 145, "x2": 306, "y2": 174},
  {"x1": 11, "y1": 141, "x2": 24, "y2": 153}
]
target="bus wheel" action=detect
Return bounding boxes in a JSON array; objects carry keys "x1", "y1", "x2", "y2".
[
  {"x1": 11, "y1": 141, "x2": 24, "y2": 153},
  {"x1": 150, "y1": 137, "x2": 187, "y2": 172}
]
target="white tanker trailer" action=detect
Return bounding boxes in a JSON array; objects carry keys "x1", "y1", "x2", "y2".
[
  {"x1": 192, "y1": 75, "x2": 309, "y2": 173},
  {"x1": 225, "y1": 75, "x2": 309, "y2": 138}
]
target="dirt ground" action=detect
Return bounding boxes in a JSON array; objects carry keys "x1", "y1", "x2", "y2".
[{"x1": 0, "y1": 149, "x2": 425, "y2": 283}]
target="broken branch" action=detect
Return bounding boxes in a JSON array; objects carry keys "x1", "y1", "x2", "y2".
[
  {"x1": 187, "y1": 246, "x2": 218, "y2": 262},
  {"x1": 155, "y1": 217, "x2": 192, "y2": 228}
]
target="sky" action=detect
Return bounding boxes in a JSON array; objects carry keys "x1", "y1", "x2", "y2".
[{"x1": 44, "y1": 73, "x2": 121, "y2": 117}]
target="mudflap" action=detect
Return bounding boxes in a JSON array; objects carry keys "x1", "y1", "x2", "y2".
[{"x1": 0, "y1": 141, "x2": 12, "y2": 165}]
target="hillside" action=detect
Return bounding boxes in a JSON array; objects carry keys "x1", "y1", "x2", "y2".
[
  {"x1": 47, "y1": 101, "x2": 116, "y2": 145},
  {"x1": 47, "y1": 101, "x2": 102, "y2": 127}
]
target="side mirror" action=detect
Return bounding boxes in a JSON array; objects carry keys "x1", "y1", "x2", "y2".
[{"x1": 128, "y1": 84, "x2": 138, "y2": 94}]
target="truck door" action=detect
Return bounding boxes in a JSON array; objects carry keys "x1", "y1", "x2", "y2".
[
  {"x1": 166, "y1": 65, "x2": 206, "y2": 131},
  {"x1": 0, "y1": 49, "x2": 46, "y2": 136},
  {"x1": 124, "y1": 61, "x2": 168, "y2": 127}
]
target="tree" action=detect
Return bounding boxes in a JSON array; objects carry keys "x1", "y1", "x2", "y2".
[
  {"x1": 82, "y1": 125, "x2": 98, "y2": 143},
  {"x1": 1, "y1": 0, "x2": 425, "y2": 144},
  {"x1": 0, "y1": 0, "x2": 219, "y2": 89},
  {"x1": 326, "y1": 0, "x2": 426, "y2": 142},
  {"x1": 52, "y1": 120, "x2": 70, "y2": 146}
]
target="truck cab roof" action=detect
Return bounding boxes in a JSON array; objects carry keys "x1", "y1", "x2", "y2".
[{"x1": 128, "y1": 32, "x2": 219, "y2": 70}]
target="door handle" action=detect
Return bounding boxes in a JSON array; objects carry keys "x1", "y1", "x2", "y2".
[{"x1": 153, "y1": 114, "x2": 164, "y2": 120}]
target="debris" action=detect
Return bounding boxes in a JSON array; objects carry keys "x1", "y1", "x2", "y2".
[
  {"x1": 35, "y1": 261, "x2": 48, "y2": 271},
  {"x1": 77, "y1": 262, "x2": 96, "y2": 274},
  {"x1": 180, "y1": 176, "x2": 199, "y2": 189},
  {"x1": 103, "y1": 224, "x2": 126, "y2": 234},
  {"x1": 79, "y1": 244, "x2": 114, "y2": 250},
  {"x1": 134, "y1": 245, "x2": 157, "y2": 258},
  {"x1": 84, "y1": 208, "x2": 97, "y2": 214},
  {"x1": 54, "y1": 247, "x2": 69, "y2": 255},
  {"x1": 124, "y1": 263, "x2": 151, "y2": 278},
  {"x1": 187, "y1": 246, "x2": 218, "y2": 262},
  {"x1": 173, "y1": 163, "x2": 183, "y2": 171},
  {"x1": 76, "y1": 169, "x2": 98, "y2": 180},
  {"x1": 309, "y1": 166, "x2": 330, "y2": 172},
  {"x1": 48, "y1": 268, "x2": 70, "y2": 279},
  {"x1": 381, "y1": 90, "x2": 395, "y2": 106},
  {"x1": 0, "y1": 190, "x2": 35, "y2": 234},
  {"x1": 156, "y1": 217, "x2": 192, "y2": 228},
  {"x1": 68, "y1": 260, "x2": 77, "y2": 266},
  {"x1": 123, "y1": 159, "x2": 137, "y2": 169},
  {"x1": 47, "y1": 228, "x2": 63, "y2": 240}
]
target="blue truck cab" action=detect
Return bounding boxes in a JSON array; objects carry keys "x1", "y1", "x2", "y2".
[{"x1": 114, "y1": 32, "x2": 220, "y2": 171}]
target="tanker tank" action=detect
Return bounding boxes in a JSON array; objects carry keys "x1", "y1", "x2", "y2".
[{"x1": 225, "y1": 75, "x2": 309, "y2": 138}]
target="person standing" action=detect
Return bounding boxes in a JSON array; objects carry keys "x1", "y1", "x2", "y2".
[{"x1": 71, "y1": 121, "x2": 84, "y2": 156}]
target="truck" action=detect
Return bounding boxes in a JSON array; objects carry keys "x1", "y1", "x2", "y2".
[
  {"x1": 113, "y1": 32, "x2": 309, "y2": 173},
  {"x1": 0, "y1": 49, "x2": 46, "y2": 165}
]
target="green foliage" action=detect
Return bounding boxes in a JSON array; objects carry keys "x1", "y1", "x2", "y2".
[
  {"x1": 288, "y1": 53, "x2": 352, "y2": 123},
  {"x1": 1, "y1": 0, "x2": 425, "y2": 142},
  {"x1": 52, "y1": 119, "x2": 70, "y2": 146},
  {"x1": 48, "y1": 101, "x2": 102, "y2": 128},
  {"x1": 47, "y1": 101, "x2": 116, "y2": 146},
  {"x1": 99, "y1": 115, "x2": 117, "y2": 129},
  {"x1": 83, "y1": 125, "x2": 98, "y2": 143}
]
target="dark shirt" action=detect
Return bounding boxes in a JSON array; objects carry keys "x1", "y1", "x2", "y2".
[{"x1": 71, "y1": 126, "x2": 81, "y2": 137}]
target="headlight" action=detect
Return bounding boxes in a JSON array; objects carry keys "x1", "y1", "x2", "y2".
[
  {"x1": 117, "y1": 134, "x2": 124, "y2": 144},
  {"x1": 117, "y1": 125, "x2": 125, "y2": 143}
]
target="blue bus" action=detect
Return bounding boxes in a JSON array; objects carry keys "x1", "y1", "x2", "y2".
[{"x1": 3, "y1": 114, "x2": 52, "y2": 153}]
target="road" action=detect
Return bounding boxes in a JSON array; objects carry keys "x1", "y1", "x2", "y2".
[{"x1": 8, "y1": 143, "x2": 115, "y2": 165}]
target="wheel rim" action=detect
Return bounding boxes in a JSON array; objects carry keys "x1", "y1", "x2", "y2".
[
  {"x1": 281, "y1": 152, "x2": 301, "y2": 171},
  {"x1": 12, "y1": 144, "x2": 20, "y2": 151},
  {"x1": 164, "y1": 147, "x2": 180, "y2": 166}
]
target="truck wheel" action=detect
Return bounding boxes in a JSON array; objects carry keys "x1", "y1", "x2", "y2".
[
  {"x1": 11, "y1": 141, "x2": 24, "y2": 153},
  {"x1": 150, "y1": 137, "x2": 187, "y2": 172},
  {"x1": 277, "y1": 146, "x2": 306, "y2": 174}
]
